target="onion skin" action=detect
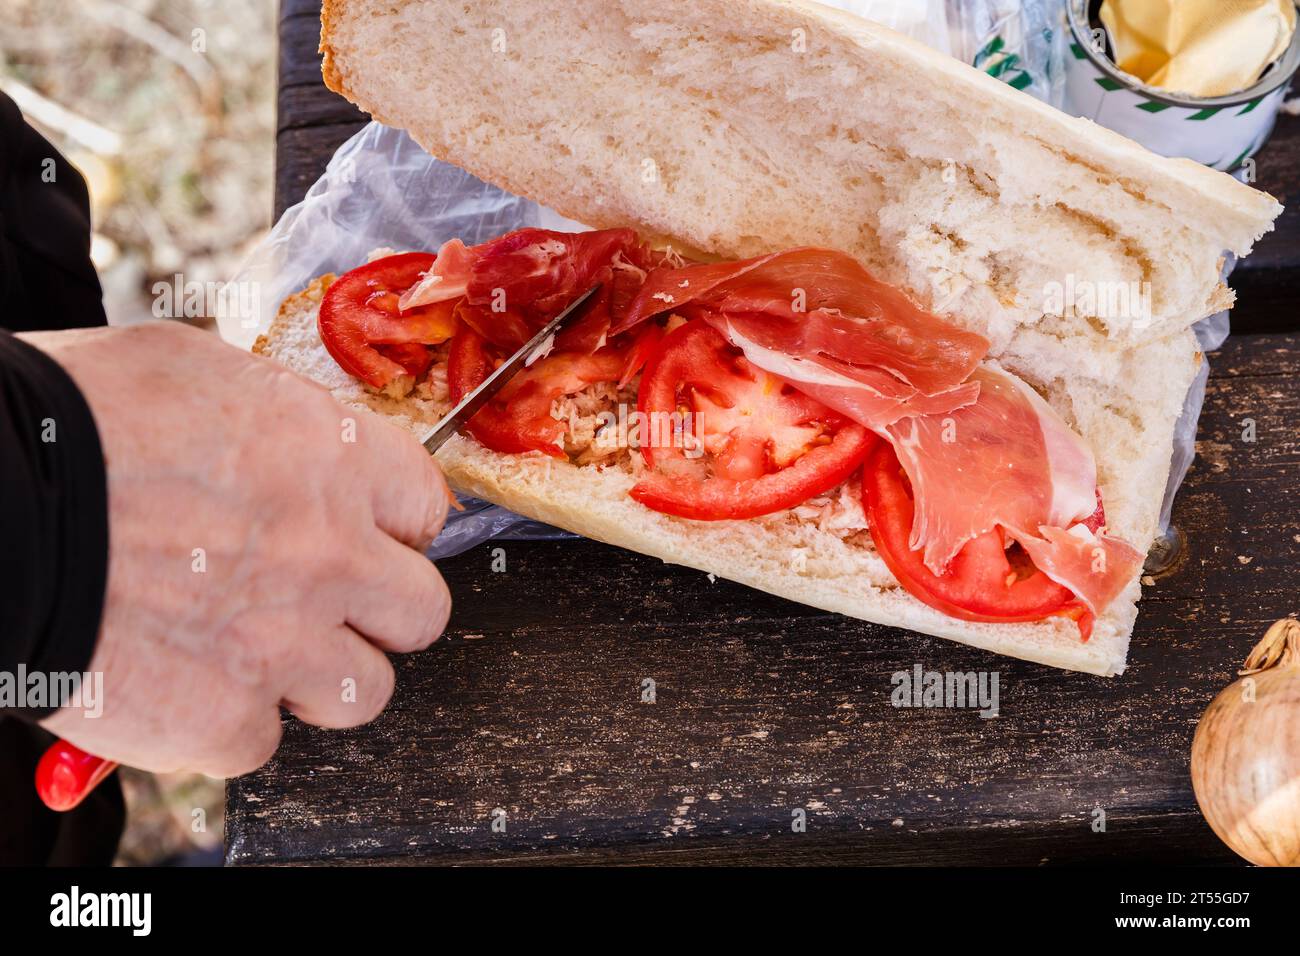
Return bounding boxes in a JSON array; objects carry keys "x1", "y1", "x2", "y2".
[{"x1": 1191, "y1": 620, "x2": 1300, "y2": 867}]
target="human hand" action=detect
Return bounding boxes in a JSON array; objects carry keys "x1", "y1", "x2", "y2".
[{"x1": 26, "y1": 321, "x2": 452, "y2": 776}]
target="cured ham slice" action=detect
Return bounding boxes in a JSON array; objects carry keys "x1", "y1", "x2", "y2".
[
  {"x1": 884, "y1": 365, "x2": 1099, "y2": 572},
  {"x1": 467, "y1": 228, "x2": 639, "y2": 316},
  {"x1": 402, "y1": 228, "x2": 650, "y2": 350},
  {"x1": 398, "y1": 237, "x2": 478, "y2": 310},
  {"x1": 716, "y1": 317, "x2": 981, "y2": 429},
  {"x1": 616, "y1": 247, "x2": 989, "y2": 395},
  {"x1": 1013, "y1": 525, "x2": 1144, "y2": 618},
  {"x1": 710, "y1": 316, "x2": 1140, "y2": 618}
]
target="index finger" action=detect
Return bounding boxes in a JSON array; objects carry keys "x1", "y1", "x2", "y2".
[{"x1": 347, "y1": 411, "x2": 452, "y2": 549}]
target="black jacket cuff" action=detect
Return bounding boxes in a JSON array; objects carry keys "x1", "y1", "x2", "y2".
[{"x1": 0, "y1": 331, "x2": 108, "y2": 720}]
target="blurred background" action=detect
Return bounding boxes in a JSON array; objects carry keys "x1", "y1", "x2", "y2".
[
  {"x1": 2, "y1": 0, "x2": 275, "y2": 331},
  {"x1": 2, "y1": 0, "x2": 278, "y2": 863}
]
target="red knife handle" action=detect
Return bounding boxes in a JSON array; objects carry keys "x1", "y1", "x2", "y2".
[{"x1": 35, "y1": 740, "x2": 119, "y2": 812}]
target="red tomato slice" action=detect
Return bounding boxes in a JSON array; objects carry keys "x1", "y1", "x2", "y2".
[
  {"x1": 618, "y1": 321, "x2": 664, "y2": 388},
  {"x1": 447, "y1": 327, "x2": 495, "y2": 402},
  {"x1": 448, "y1": 328, "x2": 626, "y2": 458},
  {"x1": 630, "y1": 319, "x2": 876, "y2": 520},
  {"x1": 318, "y1": 253, "x2": 459, "y2": 395},
  {"x1": 863, "y1": 440, "x2": 1093, "y2": 636},
  {"x1": 376, "y1": 342, "x2": 435, "y2": 382}
]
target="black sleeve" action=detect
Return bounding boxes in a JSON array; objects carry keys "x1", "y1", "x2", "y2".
[
  {"x1": 0, "y1": 92, "x2": 106, "y2": 333},
  {"x1": 0, "y1": 333, "x2": 108, "y2": 720},
  {"x1": 1, "y1": 92, "x2": 110, "y2": 720}
]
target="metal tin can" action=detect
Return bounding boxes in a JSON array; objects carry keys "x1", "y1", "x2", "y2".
[{"x1": 1063, "y1": 0, "x2": 1300, "y2": 171}]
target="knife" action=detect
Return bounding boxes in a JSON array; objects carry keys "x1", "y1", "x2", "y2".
[
  {"x1": 421, "y1": 283, "x2": 601, "y2": 453},
  {"x1": 34, "y1": 283, "x2": 602, "y2": 812}
]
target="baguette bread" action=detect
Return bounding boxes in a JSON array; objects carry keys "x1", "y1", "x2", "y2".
[{"x1": 255, "y1": 0, "x2": 1282, "y2": 675}]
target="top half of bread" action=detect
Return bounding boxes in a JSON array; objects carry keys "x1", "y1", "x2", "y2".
[{"x1": 319, "y1": 0, "x2": 1282, "y2": 360}]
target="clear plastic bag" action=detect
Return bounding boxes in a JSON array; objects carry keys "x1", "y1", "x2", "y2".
[
  {"x1": 1150, "y1": 254, "x2": 1239, "y2": 571},
  {"x1": 224, "y1": 1, "x2": 1211, "y2": 561},
  {"x1": 222, "y1": 122, "x2": 580, "y2": 559},
  {"x1": 835, "y1": 0, "x2": 1069, "y2": 107},
  {"x1": 944, "y1": 0, "x2": 1070, "y2": 108}
]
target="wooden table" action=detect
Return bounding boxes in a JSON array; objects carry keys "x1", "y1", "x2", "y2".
[{"x1": 225, "y1": 0, "x2": 1300, "y2": 865}]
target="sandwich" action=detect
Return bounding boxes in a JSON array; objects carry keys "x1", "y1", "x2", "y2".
[{"x1": 255, "y1": 0, "x2": 1282, "y2": 676}]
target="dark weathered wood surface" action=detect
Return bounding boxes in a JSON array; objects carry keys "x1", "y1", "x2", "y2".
[{"x1": 227, "y1": 0, "x2": 1300, "y2": 865}]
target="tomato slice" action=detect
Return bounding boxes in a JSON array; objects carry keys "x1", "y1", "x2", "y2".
[
  {"x1": 376, "y1": 342, "x2": 435, "y2": 382},
  {"x1": 629, "y1": 319, "x2": 876, "y2": 520},
  {"x1": 448, "y1": 328, "x2": 626, "y2": 458},
  {"x1": 618, "y1": 321, "x2": 664, "y2": 388},
  {"x1": 447, "y1": 327, "x2": 495, "y2": 403},
  {"x1": 318, "y1": 253, "x2": 459, "y2": 396},
  {"x1": 863, "y1": 440, "x2": 1093, "y2": 635}
]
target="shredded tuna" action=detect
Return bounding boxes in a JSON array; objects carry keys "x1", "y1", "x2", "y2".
[
  {"x1": 551, "y1": 378, "x2": 639, "y2": 467},
  {"x1": 413, "y1": 341, "x2": 453, "y2": 408},
  {"x1": 789, "y1": 477, "x2": 870, "y2": 538}
]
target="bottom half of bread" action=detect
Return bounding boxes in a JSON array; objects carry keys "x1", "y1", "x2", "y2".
[{"x1": 255, "y1": 274, "x2": 1204, "y2": 676}]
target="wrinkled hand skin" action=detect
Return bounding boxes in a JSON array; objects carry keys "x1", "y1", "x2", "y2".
[{"x1": 24, "y1": 322, "x2": 452, "y2": 777}]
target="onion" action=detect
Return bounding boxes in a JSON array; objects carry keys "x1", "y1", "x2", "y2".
[{"x1": 1191, "y1": 618, "x2": 1300, "y2": 866}]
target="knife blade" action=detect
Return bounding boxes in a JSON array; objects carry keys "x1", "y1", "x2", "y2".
[{"x1": 421, "y1": 284, "x2": 602, "y2": 454}]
